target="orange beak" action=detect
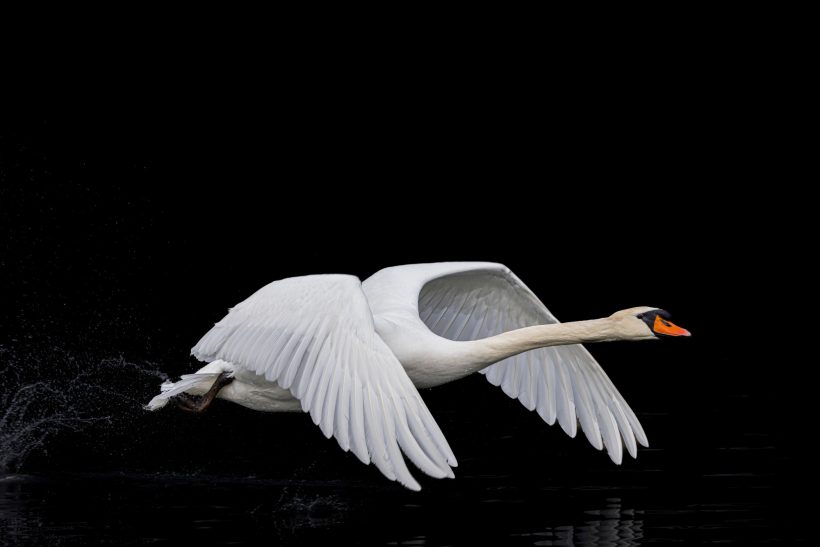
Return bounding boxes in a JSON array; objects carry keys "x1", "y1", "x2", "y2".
[{"x1": 653, "y1": 315, "x2": 691, "y2": 337}]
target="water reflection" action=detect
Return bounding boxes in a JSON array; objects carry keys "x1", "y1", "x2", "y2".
[
  {"x1": 0, "y1": 475, "x2": 45, "y2": 545},
  {"x1": 0, "y1": 472, "x2": 794, "y2": 545},
  {"x1": 1, "y1": 474, "x2": 647, "y2": 546},
  {"x1": 515, "y1": 499, "x2": 643, "y2": 546}
]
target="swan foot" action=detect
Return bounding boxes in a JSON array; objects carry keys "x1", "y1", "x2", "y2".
[{"x1": 172, "y1": 372, "x2": 234, "y2": 413}]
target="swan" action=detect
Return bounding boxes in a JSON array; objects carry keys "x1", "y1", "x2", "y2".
[{"x1": 146, "y1": 262, "x2": 689, "y2": 490}]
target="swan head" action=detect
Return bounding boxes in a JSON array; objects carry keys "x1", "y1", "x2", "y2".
[{"x1": 610, "y1": 306, "x2": 691, "y2": 340}]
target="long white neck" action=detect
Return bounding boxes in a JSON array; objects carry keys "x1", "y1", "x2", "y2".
[
  {"x1": 417, "y1": 317, "x2": 634, "y2": 387},
  {"x1": 474, "y1": 318, "x2": 623, "y2": 363}
]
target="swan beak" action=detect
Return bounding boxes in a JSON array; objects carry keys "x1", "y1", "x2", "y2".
[{"x1": 653, "y1": 315, "x2": 691, "y2": 337}]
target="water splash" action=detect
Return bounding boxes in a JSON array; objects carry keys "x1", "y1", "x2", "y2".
[{"x1": 0, "y1": 344, "x2": 167, "y2": 473}]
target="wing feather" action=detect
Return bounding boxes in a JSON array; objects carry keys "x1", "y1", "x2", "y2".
[
  {"x1": 406, "y1": 263, "x2": 648, "y2": 463},
  {"x1": 349, "y1": 374, "x2": 369, "y2": 464},
  {"x1": 191, "y1": 274, "x2": 454, "y2": 489},
  {"x1": 334, "y1": 366, "x2": 351, "y2": 452}
]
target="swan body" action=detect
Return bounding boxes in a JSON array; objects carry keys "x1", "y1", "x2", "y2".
[{"x1": 147, "y1": 262, "x2": 689, "y2": 490}]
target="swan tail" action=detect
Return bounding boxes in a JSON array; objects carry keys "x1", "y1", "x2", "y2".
[{"x1": 144, "y1": 373, "x2": 221, "y2": 411}]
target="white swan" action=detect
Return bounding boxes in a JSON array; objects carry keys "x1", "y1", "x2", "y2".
[{"x1": 146, "y1": 262, "x2": 689, "y2": 490}]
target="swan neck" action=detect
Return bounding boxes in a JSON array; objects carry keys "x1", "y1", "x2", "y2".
[{"x1": 477, "y1": 317, "x2": 620, "y2": 364}]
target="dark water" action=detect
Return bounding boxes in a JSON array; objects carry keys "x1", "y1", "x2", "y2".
[
  {"x1": 0, "y1": 342, "x2": 803, "y2": 545},
  {"x1": 0, "y1": 465, "x2": 796, "y2": 545}
]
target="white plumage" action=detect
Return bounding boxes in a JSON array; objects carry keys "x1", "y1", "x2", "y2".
[{"x1": 147, "y1": 262, "x2": 688, "y2": 490}]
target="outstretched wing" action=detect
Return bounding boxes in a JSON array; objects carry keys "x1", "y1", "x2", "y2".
[
  {"x1": 410, "y1": 262, "x2": 648, "y2": 464},
  {"x1": 191, "y1": 274, "x2": 456, "y2": 490}
]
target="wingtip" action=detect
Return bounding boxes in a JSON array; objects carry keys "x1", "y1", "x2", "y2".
[
  {"x1": 352, "y1": 450, "x2": 370, "y2": 466},
  {"x1": 632, "y1": 422, "x2": 649, "y2": 447},
  {"x1": 319, "y1": 420, "x2": 333, "y2": 439},
  {"x1": 625, "y1": 440, "x2": 638, "y2": 459},
  {"x1": 560, "y1": 423, "x2": 577, "y2": 439}
]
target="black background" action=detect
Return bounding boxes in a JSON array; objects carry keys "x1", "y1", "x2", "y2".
[{"x1": 0, "y1": 46, "x2": 806, "y2": 543}]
